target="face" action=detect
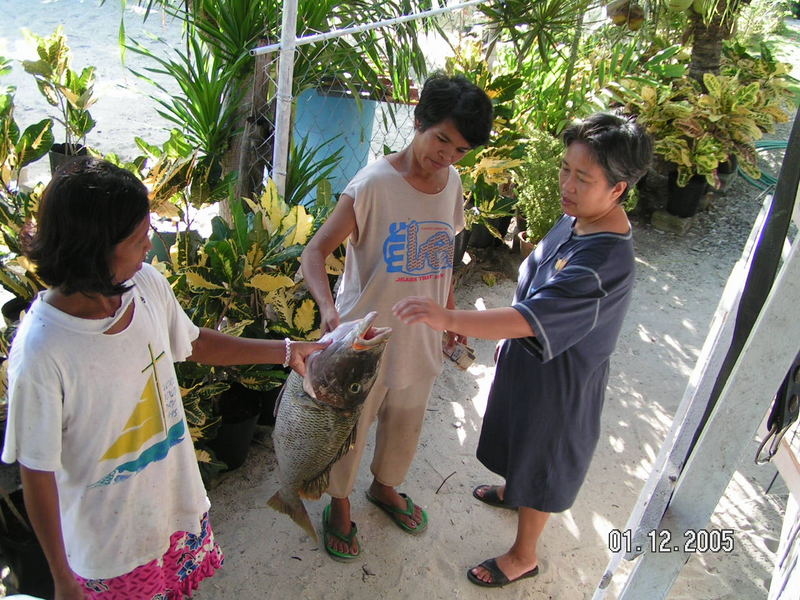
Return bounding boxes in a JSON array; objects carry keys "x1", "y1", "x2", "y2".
[
  {"x1": 559, "y1": 142, "x2": 627, "y2": 220},
  {"x1": 109, "y1": 216, "x2": 152, "y2": 284},
  {"x1": 412, "y1": 118, "x2": 472, "y2": 173}
]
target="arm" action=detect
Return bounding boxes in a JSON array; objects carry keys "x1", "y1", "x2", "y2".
[
  {"x1": 19, "y1": 466, "x2": 85, "y2": 600},
  {"x1": 300, "y1": 194, "x2": 357, "y2": 333},
  {"x1": 442, "y1": 280, "x2": 466, "y2": 351},
  {"x1": 186, "y1": 328, "x2": 327, "y2": 377},
  {"x1": 393, "y1": 296, "x2": 534, "y2": 340}
]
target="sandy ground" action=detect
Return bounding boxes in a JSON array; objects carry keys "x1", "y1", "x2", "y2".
[{"x1": 3, "y1": 2, "x2": 799, "y2": 599}]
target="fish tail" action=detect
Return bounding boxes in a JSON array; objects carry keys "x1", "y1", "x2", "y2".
[{"x1": 267, "y1": 489, "x2": 318, "y2": 542}]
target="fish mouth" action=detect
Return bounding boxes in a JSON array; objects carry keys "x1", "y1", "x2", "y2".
[{"x1": 353, "y1": 311, "x2": 391, "y2": 351}]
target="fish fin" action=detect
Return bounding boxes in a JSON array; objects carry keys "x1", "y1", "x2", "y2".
[
  {"x1": 267, "y1": 489, "x2": 318, "y2": 542},
  {"x1": 299, "y1": 423, "x2": 359, "y2": 500},
  {"x1": 299, "y1": 471, "x2": 330, "y2": 500}
]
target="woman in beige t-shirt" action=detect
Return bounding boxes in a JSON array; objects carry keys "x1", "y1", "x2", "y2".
[{"x1": 301, "y1": 73, "x2": 493, "y2": 561}]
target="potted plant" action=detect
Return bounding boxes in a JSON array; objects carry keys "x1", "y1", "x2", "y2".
[
  {"x1": 613, "y1": 67, "x2": 787, "y2": 217},
  {"x1": 514, "y1": 129, "x2": 564, "y2": 257},
  {"x1": 0, "y1": 60, "x2": 52, "y2": 319},
  {"x1": 0, "y1": 489, "x2": 55, "y2": 598},
  {"x1": 161, "y1": 181, "x2": 333, "y2": 474},
  {"x1": 448, "y1": 42, "x2": 526, "y2": 249},
  {"x1": 21, "y1": 26, "x2": 97, "y2": 173}
]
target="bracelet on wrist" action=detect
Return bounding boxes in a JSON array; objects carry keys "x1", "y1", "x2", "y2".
[{"x1": 282, "y1": 337, "x2": 293, "y2": 368}]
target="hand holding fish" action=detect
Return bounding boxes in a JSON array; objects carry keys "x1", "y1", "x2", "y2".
[
  {"x1": 319, "y1": 305, "x2": 341, "y2": 334},
  {"x1": 285, "y1": 340, "x2": 331, "y2": 377}
]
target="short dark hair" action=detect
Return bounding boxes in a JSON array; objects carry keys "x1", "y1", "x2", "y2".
[
  {"x1": 414, "y1": 73, "x2": 493, "y2": 148},
  {"x1": 562, "y1": 112, "x2": 653, "y2": 202},
  {"x1": 26, "y1": 157, "x2": 150, "y2": 296}
]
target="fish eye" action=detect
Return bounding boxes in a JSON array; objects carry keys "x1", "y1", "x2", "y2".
[{"x1": 349, "y1": 383, "x2": 362, "y2": 394}]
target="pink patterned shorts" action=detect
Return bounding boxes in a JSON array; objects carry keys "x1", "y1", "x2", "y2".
[{"x1": 74, "y1": 513, "x2": 224, "y2": 599}]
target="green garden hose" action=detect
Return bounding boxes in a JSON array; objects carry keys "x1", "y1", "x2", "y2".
[{"x1": 739, "y1": 139, "x2": 789, "y2": 191}]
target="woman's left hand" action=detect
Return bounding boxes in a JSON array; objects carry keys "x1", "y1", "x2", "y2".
[{"x1": 392, "y1": 296, "x2": 449, "y2": 331}]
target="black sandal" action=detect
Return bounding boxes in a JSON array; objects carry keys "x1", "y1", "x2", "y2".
[
  {"x1": 467, "y1": 557, "x2": 539, "y2": 588},
  {"x1": 472, "y1": 484, "x2": 515, "y2": 509}
]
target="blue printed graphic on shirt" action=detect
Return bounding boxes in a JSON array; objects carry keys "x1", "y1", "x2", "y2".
[{"x1": 382, "y1": 220, "x2": 455, "y2": 276}]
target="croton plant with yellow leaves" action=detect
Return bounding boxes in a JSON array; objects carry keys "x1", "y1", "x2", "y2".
[
  {"x1": 152, "y1": 180, "x2": 341, "y2": 473},
  {"x1": 446, "y1": 41, "x2": 526, "y2": 240}
]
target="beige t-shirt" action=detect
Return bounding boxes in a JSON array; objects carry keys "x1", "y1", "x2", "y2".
[{"x1": 336, "y1": 157, "x2": 465, "y2": 388}]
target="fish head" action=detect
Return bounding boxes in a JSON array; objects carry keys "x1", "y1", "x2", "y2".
[{"x1": 304, "y1": 311, "x2": 391, "y2": 410}]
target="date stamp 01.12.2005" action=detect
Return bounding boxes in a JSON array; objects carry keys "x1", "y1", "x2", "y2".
[{"x1": 608, "y1": 528, "x2": 735, "y2": 554}]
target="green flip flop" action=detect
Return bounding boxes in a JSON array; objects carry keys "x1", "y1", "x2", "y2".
[
  {"x1": 322, "y1": 504, "x2": 360, "y2": 561},
  {"x1": 365, "y1": 491, "x2": 428, "y2": 535}
]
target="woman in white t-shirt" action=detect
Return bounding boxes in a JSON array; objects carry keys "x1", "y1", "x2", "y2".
[
  {"x1": 2, "y1": 157, "x2": 326, "y2": 599},
  {"x1": 301, "y1": 73, "x2": 493, "y2": 561}
]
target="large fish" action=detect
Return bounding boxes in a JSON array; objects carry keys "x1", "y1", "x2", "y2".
[{"x1": 267, "y1": 311, "x2": 391, "y2": 539}]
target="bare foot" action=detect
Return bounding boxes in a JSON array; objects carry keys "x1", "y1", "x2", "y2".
[
  {"x1": 367, "y1": 481, "x2": 425, "y2": 531},
  {"x1": 470, "y1": 551, "x2": 538, "y2": 584},
  {"x1": 326, "y1": 497, "x2": 359, "y2": 556}
]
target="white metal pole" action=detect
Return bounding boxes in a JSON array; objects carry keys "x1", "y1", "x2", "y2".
[
  {"x1": 250, "y1": 0, "x2": 488, "y2": 56},
  {"x1": 272, "y1": 0, "x2": 299, "y2": 198}
]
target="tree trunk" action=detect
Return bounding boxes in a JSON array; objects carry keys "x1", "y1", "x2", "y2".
[
  {"x1": 688, "y1": 3, "x2": 736, "y2": 83},
  {"x1": 218, "y1": 44, "x2": 276, "y2": 219},
  {"x1": 235, "y1": 48, "x2": 276, "y2": 203}
]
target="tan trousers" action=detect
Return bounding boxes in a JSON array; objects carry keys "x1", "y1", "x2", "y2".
[{"x1": 326, "y1": 374, "x2": 437, "y2": 498}]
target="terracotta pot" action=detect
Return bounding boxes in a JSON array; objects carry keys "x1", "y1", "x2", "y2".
[{"x1": 518, "y1": 231, "x2": 535, "y2": 258}]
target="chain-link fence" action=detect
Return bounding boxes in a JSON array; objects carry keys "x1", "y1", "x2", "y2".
[{"x1": 241, "y1": 0, "x2": 490, "y2": 204}]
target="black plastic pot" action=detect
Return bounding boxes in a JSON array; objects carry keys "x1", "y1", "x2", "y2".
[
  {"x1": 666, "y1": 172, "x2": 707, "y2": 218},
  {"x1": 716, "y1": 155, "x2": 739, "y2": 194},
  {"x1": 48, "y1": 143, "x2": 88, "y2": 175},
  {"x1": 467, "y1": 216, "x2": 511, "y2": 249},
  {"x1": 2, "y1": 297, "x2": 30, "y2": 327},
  {"x1": 0, "y1": 490, "x2": 55, "y2": 598},
  {"x1": 257, "y1": 381, "x2": 287, "y2": 427},
  {"x1": 452, "y1": 228, "x2": 471, "y2": 267},
  {"x1": 146, "y1": 230, "x2": 202, "y2": 265},
  {"x1": 208, "y1": 384, "x2": 262, "y2": 470}
]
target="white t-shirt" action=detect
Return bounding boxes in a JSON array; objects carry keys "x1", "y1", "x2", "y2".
[
  {"x1": 2, "y1": 263, "x2": 209, "y2": 579},
  {"x1": 336, "y1": 157, "x2": 465, "y2": 388}
]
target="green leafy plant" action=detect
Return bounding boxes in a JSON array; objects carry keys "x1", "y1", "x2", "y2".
[
  {"x1": 158, "y1": 180, "x2": 334, "y2": 465},
  {"x1": 447, "y1": 42, "x2": 526, "y2": 239},
  {"x1": 721, "y1": 40, "x2": 799, "y2": 110},
  {"x1": 127, "y1": 36, "x2": 246, "y2": 185},
  {"x1": 514, "y1": 130, "x2": 564, "y2": 244},
  {"x1": 0, "y1": 57, "x2": 51, "y2": 303},
  {"x1": 154, "y1": 187, "x2": 300, "y2": 471},
  {"x1": 284, "y1": 135, "x2": 342, "y2": 208},
  {"x1": 111, "y1": 0, "x2": 439, "y2": 205},
  {"x1": 21, "y1": 27, "x2": 96, "y2": 152},
  {"x1": 612, "y1": 66, "x2": 787, "y2": 188}
]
